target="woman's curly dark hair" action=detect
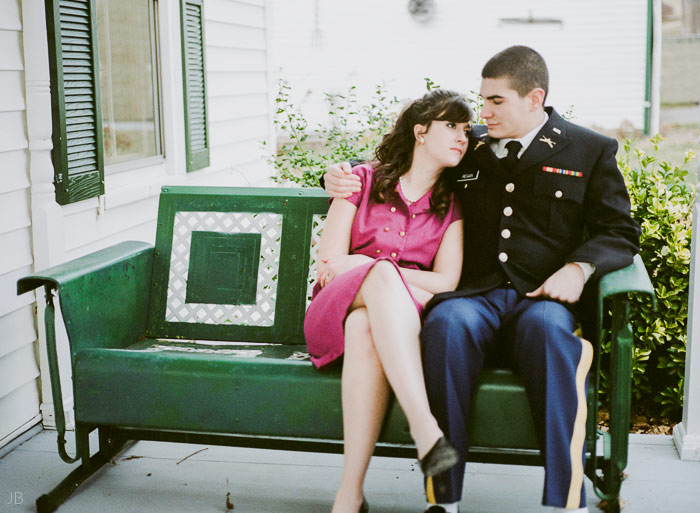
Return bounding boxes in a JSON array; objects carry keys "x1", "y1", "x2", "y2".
[{"x1": 371, "y1": 89, "x2": 473, "y2": 218}]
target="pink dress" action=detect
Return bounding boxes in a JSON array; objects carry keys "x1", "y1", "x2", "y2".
[{"x1": 304, "y1": 164, "x2": 462, "y2": 368}]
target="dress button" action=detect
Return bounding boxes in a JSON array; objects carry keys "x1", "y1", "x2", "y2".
[
  {"x1": 503, "y1": 206, "x2": 513, "y2": 216},
  {"x1": 505, "y1": 183, "x2": 515, "y2": 193},
  {"x1": 390, "y1": 207, "x2": 396, "y2": 212},
  {"x1": 399, "y1": 231, "x2": 405, "y2": 237},
  {"x1": 501, "y1": 229, "x2": 511, "y2": 239},
  {"x1": 391, "y1": 252, "x2": 397, "y2": 258},
  {"x1": 555, "y1": 190, "x2": 563, "y2": 198},
  {"x1": 376, "y1": 249, "x2": 381, "y2": 254},
  {"x1": 499, "y1": 252, "x2": 508, "y2": 262},
  {"x1": 384, "y1": 227, "x2": 390, "y2": 232},
  {"x1": 411, "y1": 214, "x2": 416, "y2": 219}
]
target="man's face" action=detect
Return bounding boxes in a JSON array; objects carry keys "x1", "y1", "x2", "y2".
[{"x1": 479, "y1": 77, "x2": 535, "y2": 140}]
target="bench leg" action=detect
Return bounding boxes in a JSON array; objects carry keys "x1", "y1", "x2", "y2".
[{"x1": 36, "y1": 426, "x2": 127, "y2": 513}]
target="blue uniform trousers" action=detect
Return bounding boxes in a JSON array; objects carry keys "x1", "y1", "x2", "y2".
[{"x1": 421, "y1": 288, "x2": 593, "y2": 509}]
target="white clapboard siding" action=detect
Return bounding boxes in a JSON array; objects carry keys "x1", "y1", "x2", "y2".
[
  {"x1": 269, "y1": 0, "x2": 648, "y2": 130},
  {"x1": 0, "y1": 344, "x2": 40, "y2": 399},
  {"x1": 0, "y1": 381, "x2": 41, "y2": 448},
  {"x1": 0, "y1": 228, "x2": 33, "y2": 277},
  {"x1": 63, "y1": 196, "x2": 159, "y2": 253},
  {"x1": 0, "y1": 189, "x2": 31, "y2": 236},
  {"x1": 0, "y1": 149, "x2": 30, "y2": 195},
  {"x1": 0, "y1": 70, "x2": 26, "y2": 112},
  {"x1": 0, "y1": 266, "x2": 35, "y2": 321},
  {"x1": 0, "y1": 111, "x2": 28, "y2": 153},
  {"x1": 206, "y1": 21, "x2": 267, "y2": 49},
  {"x1": 0, "y1": 305, "x2": 37, "y2": 361},
  {"x1": 209, "y1": 115, "x2": 269, "y2": 147},
  {"x1": 206, "y1": 48, "x2": 267, "y2": 72},
  {"x1": 206, "y1": 0, "x2": 266, "y2": 28},
  {"x1": 208, "y1": 92, "x2": 269, "y2": 122},
  {"x1": 202, "y1": 0, "x2": 271, "y2": 177},
  {"x1": 207, "y1": 70, "x2": 268, "y2": 96},
  {"x1": 0, "y1": 0, "x2": 41, "y2": 450}
]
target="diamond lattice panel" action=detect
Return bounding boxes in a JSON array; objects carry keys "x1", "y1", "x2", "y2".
[
  {"x1": 166, "y1": 211, "x2": 282, "y2": 326},
  {"x1": 306, "y1": 214, "x2": 326, "y2": 307}
]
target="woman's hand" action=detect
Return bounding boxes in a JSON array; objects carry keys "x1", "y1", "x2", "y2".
[
  {"x1": 317, "y1": 254, "x2": 373, "y2": 287},
  {"x1": 409, "y1": 285, "x2": 434, "y2": 307}
]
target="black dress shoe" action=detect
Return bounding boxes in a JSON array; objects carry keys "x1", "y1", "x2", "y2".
[
  {"x1": 423, "y1": 507, "x2": 458, "y2": 513},
  {"x1": 419, "y1": 436, "x2": 459, "y2": 477}
]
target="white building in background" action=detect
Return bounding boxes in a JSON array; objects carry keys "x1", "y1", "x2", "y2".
[
  {"x1": 0, "y1": 0, "x2": 275, "y2": 450},
  {"x1": 269, "y1": 0, "x2": 659, "y2": 132}
]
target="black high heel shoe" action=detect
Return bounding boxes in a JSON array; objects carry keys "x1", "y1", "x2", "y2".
[
  {"x1": 419, "y1": 436, "x2": 459, "y2": 477},
  {"x1": 359, "y1": 496, "x2": 369, "y2": 513}
]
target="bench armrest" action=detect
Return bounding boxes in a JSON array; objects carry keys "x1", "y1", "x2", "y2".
[
  {"x1": 18, "y1": 241, "x2": 154, "y2": 354},
  {"x1": 17, "y1": 241, "x2": 154, "y2": 464},
  {"x1": 598, "y1": 254, "x2": 655, "y2": 305},
  {"x1": 588, "y1": 254, "x2": 656, "y2": 501}
]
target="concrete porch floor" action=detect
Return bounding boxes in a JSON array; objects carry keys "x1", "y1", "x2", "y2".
[{"x1": 1, "y1": 427, "x2": 699, "y2": 513}]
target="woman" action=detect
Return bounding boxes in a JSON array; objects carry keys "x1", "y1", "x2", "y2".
[{"x1": 304, "y1": 89, "x2": 472, "y2": 513}]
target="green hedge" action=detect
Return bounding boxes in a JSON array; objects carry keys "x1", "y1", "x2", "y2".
[{"x1": 614, "y1": 136, "x2": 695, "y2": 420}]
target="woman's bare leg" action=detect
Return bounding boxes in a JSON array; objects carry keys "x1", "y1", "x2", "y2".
[
  {"x1": 332, "y1": 307, "x2": 390, "y2": 513},
  {"x1": 352, "y1": 260, "x2": 443, "y2": 459}
]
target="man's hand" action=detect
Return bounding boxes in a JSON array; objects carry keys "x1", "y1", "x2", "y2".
[
  {"x1": 324, "y1": 162, "x2": 361, "y2": 199},
  {"x1": 525, "y1": 263, "x2": 585, "y2": 304}
]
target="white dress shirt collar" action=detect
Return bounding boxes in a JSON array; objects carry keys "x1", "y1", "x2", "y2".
[{"x1": 491, "y1": 111, "x2": 549, "y2": 159}]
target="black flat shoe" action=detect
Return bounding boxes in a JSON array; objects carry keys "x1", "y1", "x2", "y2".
[
  {"x1": 419, "y1": 436, "x2": 459, "y2": 477},
  {"x1": 359, "y1": 496, "x2": 369, "y2": 513}
]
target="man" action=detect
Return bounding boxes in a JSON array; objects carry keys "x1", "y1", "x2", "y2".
[{"x1": 323, "y1": 46, "x2": 640, "y2": 513}]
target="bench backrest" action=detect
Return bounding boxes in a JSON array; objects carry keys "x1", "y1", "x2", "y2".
[{"x1": 146, "y1": 186, "x2": 329, "y2": 344}]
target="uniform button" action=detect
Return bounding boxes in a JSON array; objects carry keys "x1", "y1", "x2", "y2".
[
  {"x1": 505, "y1": 183, "x2": 515, "y2": 192},
  {"x1": 555, "y1": 190, "x2": 563, "y2": 198},
  {"x1": 390, "y1": 252, "x2": 397, "y2": 258},
  {"x1": 384, "y1": 227, "x2": 390, "y2": 232},
  {"x1": 376, "y1": 249, "x2": 381, "y2": 254},
  {"x1": 464, "y1": 183, "x2": 468, "y2": 189},
  {"x1": 499, "y1": 252, "x2": 508, "y2": 262},
  {"x1": 390, "y1": 207, "x2": 396, "y2": 212},
  {"x1": 399, "y1": 231, "x2": 405, "y2": 237},
  {"x1": 501, "y1": 229, "x2": 511, "y2": 239},
  {"x1": 503, "y1": 206, "x2": 513, "y2": 216}
]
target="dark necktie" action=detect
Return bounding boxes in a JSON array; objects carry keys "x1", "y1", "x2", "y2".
[{"x1": 500, "y1": 140, "x2": 522, "y2": 171}]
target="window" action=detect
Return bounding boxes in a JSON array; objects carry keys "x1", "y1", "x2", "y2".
[
  {"x1": 97, "y1": 0, "x2": 162, "y2": 168},
  {"x1": 45, "y1": 0, "x2": 210, "y2": 205}
]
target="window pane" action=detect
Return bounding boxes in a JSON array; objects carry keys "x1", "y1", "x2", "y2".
[{"x1": 97, "y1": 0, "x2": 161, "y2": 166}]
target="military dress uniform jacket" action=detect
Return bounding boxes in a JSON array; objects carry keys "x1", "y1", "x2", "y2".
[{"x1": 429, "y1": 107, "x2": 641, "y2": 307}]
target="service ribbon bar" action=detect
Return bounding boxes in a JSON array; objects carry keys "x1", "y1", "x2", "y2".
[{"x1": 542, "y1": 166, "x2": 583, "y2": 178}]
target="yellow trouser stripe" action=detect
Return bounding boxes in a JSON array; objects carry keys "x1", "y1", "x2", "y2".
[
  {"x1": 426, "y1": 476, "x2": 436, "y2": 504},
  {"x1": 566, "y1": 332, "x2": 593, "y2": 508}
]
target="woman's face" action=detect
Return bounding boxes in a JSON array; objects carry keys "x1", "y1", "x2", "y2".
[{"x1": 418, "y1": 120, "x2": 471, "y2": 168}]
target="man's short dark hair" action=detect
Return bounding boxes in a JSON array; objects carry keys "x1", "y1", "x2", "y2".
[{"x1": 482, "y1": 46, "x2": 549, "y2": 100}]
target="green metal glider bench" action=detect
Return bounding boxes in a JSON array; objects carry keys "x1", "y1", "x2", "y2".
[{"x1": 17, "y1": 186, "x2": 655, "y2": 513}]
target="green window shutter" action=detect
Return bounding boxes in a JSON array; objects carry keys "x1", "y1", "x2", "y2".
[
  {"x1": 181, "y1": 0, "x2": 210, "y2": 172},
  {"x1": 45, "y1": 0, "x2": 105, "y2": 205}
]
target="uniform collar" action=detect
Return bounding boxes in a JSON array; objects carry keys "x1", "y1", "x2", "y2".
[
  {"x1": 490, "y1": 112, "x2": 549, "y2": 158},
  {"x1": 469, "y1": 107, "x2": 572, "y2": 178}
]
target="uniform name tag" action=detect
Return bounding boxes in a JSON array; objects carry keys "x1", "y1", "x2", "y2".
[
  {"x1": 542, "y1": 166, "x2": 582, "y2": 178},
  {"x1": 457, "y1": 170, "x2": 479, "y2": 182}
]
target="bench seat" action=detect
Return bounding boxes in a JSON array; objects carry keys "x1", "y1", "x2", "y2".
[{"x1": 74, "y1": 340, "x2": 538, "y2": 449}]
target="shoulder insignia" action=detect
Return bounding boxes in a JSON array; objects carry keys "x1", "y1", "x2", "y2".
[
  {"x1": 552, "y1": 127, "x2": 562, "y2": 134},
  {"x1": 474, "y1": 140, "x2": 486, "y2": 150}
]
